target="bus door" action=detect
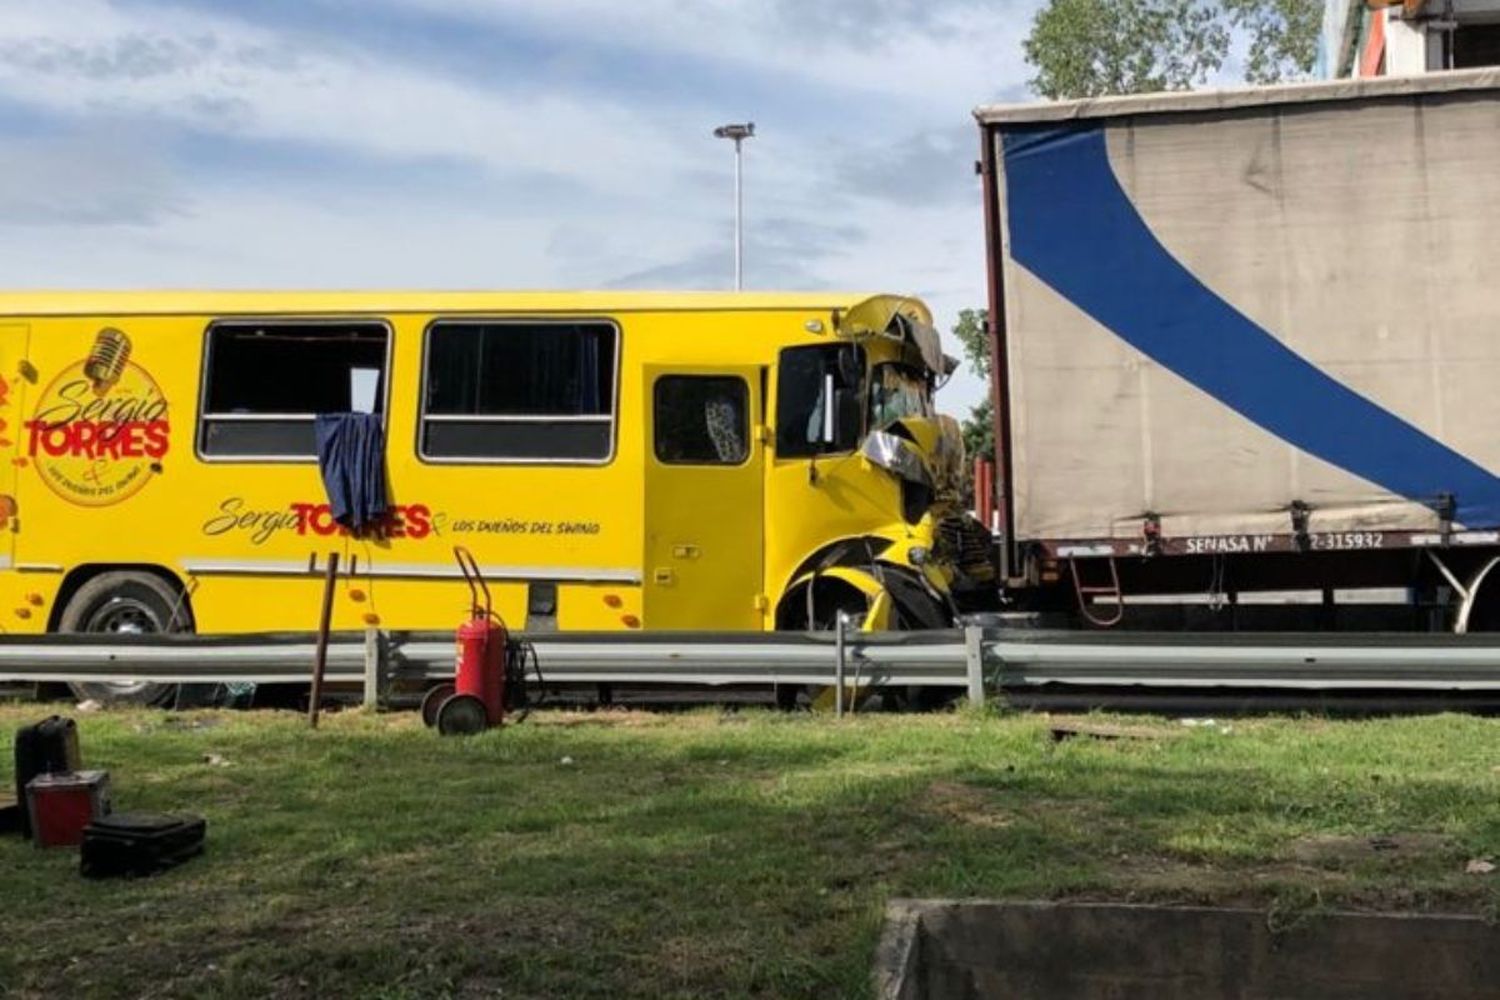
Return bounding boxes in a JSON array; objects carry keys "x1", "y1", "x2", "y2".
[
  {"x1": 0, "y1": 325, "x2": 30, "y2": 565},
  {"x1": 642, "y1": 365, "x2": 765, "y2": 629}
]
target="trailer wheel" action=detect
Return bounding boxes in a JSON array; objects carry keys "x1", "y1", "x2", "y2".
[{"x1": 59, "y1": 571, "x2": 188, "y2": 707}]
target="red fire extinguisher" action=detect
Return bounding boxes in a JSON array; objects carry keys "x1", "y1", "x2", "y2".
[{"x1": 422, "y1": 546, "x2": 507, "y2": 735}]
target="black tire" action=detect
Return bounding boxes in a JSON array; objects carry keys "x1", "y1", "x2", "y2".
[
  {"x1": 775, "y1": 585, "x2": 867, "y2": 712},
  {"x1": 420, "y1": 683, "x2": 456, "y2": 728},
  {"x1": 893, "y1": 588, "x2": 961, "y2": 712},
  {"x1": 60, "y1": 571, "x2": 190, "y2": 707},
  {"x1": 436, "y1": 693, "x2": 489, "y2": 736}
]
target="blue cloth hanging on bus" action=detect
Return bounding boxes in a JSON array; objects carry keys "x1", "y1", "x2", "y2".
[{"x1": 314, "y1": 413, "x2": 390, "y2": 531}]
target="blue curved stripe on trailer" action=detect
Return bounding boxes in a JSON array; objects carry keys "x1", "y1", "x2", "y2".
[{"x1": 999, "y1": 123, "x2": 1500, "y2": 528}]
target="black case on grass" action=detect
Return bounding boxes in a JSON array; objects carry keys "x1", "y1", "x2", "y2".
[
  {"x1": 0, "y1": 794, "x2": 20, "y2": 834},
  {"x1": 12, "y1": 715, "x2": 81, "y2": 837},
  {"x1": 80, "y1": 812, "x2": 206, "y2": 878}
]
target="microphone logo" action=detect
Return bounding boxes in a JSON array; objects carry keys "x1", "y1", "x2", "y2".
[
  {"x1": 26, "y1": 330, "x2": 170, "y2": 507},
  {"x1": 84, "y1": 327, "x2": 132, "y2": 395}
]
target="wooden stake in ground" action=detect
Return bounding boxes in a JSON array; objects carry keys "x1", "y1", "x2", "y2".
[{"x1": 309, "y1": 551, "x2": 340, "y2": 729}]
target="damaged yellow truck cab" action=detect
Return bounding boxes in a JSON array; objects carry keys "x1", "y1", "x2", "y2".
[{"x1": 0, "y1": 290, "x2": 992, "y2": 648}]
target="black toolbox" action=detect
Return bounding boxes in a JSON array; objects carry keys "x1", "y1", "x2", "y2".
[
  {"x1": 0, "y1": 793, "x2": 20, "y2": 834},
  {"x1": 80, "y1": 812, "x2": 206, "y2": 878},
  {"x1": 13, "y1": 716, "x2": 81, "y2": 838}
]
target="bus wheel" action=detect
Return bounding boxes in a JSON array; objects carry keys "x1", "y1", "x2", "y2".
[
  {"x1": 775, "y1": 585, "x2": 867, "y2": 711},
  {"x1": 60, "y1": 571, "x2": 187, "y2": 707}
]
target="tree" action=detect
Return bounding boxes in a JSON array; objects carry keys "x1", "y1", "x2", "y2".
[
  {"x1": 1022, "y1": 0, "x2": 1321, "y2": 100},
  {"x1": 1231, "y1": 0, "x2": 1322, "y2": 85},
  {"x1": 951, "y1": 308, "x2": 994, "y2": 464}
]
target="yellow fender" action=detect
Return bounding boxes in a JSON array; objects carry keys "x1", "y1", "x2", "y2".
[
  {"x1": 787, "y1": 564, "x2": 894, "y2": 631},
  {"x1": 790, "y1": 565, "x2": 893, "y2": 712}
]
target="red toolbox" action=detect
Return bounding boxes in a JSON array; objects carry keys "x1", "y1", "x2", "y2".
[{"x1": 26, "y1": 771, "x2": 111, "y2": 848}]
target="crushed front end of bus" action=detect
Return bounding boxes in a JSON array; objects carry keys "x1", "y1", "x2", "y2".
[{"x1": 769, "y1": 297, "x2": 998, "y2": 639}]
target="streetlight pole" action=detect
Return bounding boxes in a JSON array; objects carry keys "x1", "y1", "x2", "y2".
[{"x1": 713, "y1": 122, "x2": 754, "y2": 290}]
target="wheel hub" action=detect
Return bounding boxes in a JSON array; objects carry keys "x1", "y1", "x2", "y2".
[{"x1": 84, "y1": 597, "x2": 162, "y2": 697}]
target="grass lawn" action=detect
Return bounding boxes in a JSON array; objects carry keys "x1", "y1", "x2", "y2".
[{"x1": 3, "y1": 703, "x2": 1500, "y2": 998}]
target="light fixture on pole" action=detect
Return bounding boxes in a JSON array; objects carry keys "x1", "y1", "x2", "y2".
[{"x1": 713, "y1": 121, "x2": 755, "y2": 291}]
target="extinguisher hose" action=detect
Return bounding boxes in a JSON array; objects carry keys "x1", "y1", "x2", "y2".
[{"x1": 504, "y1": 638, "x2": 546, "y2": 723}]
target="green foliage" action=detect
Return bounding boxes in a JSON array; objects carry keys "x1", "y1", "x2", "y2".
[
  {"x1": 952, "y1": 307, "x2": 990, "y2": 381},
  {"x1": 963, "y1": 395, "x2": 994, "y2": 472},
  {"x1": 1023, "y1": 0, "x2": 1320, "y2": 100},
  {"x1": 950, "y1": 309, "x2": 995, "y2": 494},
  {"x1": 1024, "y1": 0, "x2": 1227, "y2": 98},
  {"x1": 1225, "y1": 0, "x2": 1323, "y2": 85}
]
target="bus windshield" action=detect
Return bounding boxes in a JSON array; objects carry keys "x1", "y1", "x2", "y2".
[{"x1": 867, "y1": 363, "x2": 932, "y2": 429}]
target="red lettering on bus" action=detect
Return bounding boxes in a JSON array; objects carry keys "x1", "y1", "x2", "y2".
[
  {"x1": 404, "y1": 504, "x2": 432, "y2": 539},
  {"x1": 24, "y1": 419, "x2": 172, "y2": 460}
]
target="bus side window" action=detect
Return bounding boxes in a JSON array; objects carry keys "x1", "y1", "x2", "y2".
[
  {"x1": 198, "y1": 321, "x2": 390, "y2": 460},
  {"x1": 419, "y1": 320, "x2": 618, "y2": 463},
  {"x1": 654, "y1": 376, "x2": 748, "y2": 465}
]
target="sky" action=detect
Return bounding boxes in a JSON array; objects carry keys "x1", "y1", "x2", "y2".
[{"x1": 0, "y1": 0, "x2": 1044, "y2": 414}]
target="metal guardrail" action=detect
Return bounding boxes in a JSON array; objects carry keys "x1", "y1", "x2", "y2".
[
  {"x1": 0, "y1": 629, "x2": 977, "y2": 706},
  {"x1": 0, "y1": 634, "x2": 374, "y2": 685},
  {"x1": 4, "y1": 628, "x2": 1500, "y2": 707},
  {"x1": 988, "y1": 632, "x2": 1500, "y2": 690}
]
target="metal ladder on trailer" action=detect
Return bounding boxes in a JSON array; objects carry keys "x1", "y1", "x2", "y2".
[{"x1": 1070, "y1": 558, "x2": 1124, "y2": 628}]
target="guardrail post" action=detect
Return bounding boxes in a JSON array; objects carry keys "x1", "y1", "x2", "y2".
[
  {"x1": 363, "y1": 628, "x2": 384, "y2": 710},
  {"x1": 964, "y1": 625, "x2": 985, "y2": 707},
  {"x1": 835, "y1": 611, "x2": 848, "y2": 719}
]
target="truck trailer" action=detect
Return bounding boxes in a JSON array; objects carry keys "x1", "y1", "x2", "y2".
[{"x1": 974, "y1": 68, "x2": 1500, "y2": 631}]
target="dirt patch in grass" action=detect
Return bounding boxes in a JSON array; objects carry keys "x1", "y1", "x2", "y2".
[
  {"x1": 529, "y1": 708, "x2": 675, "y2": 728},
  {"x1": 1289, "y1": 832, "x2": 1456, "y2": 866},
  {"x1": 915, "y1": 780, "x2": 1014, "y2": 829},
  {"x1": 1108, "y1": 853, "x2": 1349, "y2": 897},
  {"x1": 1047, "y1": 721, "x2": 1180, "y2": 743},
  {"x1": 1097, "y1": 832, "x2": 1485, "y2": 915}
]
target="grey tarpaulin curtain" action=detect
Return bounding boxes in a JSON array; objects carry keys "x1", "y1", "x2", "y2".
[{"x1": 314, "y1": 413, "x2": 390, "y2": 531}]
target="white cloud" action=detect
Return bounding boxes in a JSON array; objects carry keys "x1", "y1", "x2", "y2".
[
  {"x1": 377, "y1": 0, "x2": 1034, "y2": 109},
  {"x1": 0, "y1": 128, "x2": 184, "y2": 225},
  {"x1": 0, "y1": 10, "x2": 713, "y2": 196},
  {"x1": 0, "y1": 0, "x2": 1042, "y2": 413}
]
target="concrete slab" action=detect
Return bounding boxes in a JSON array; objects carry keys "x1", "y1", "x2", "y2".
[{"x1": 876, "y1": 900, "x2": 1500, "y2": 999}]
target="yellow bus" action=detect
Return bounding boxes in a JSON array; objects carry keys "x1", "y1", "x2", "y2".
[{"x1": 0, "y1": 291, "x2": 994, "y2": 702}]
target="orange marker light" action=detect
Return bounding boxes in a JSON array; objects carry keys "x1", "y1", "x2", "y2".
[
  {"x1": 349, "y1": 588, "x2": 367, "y2": 602},
  {"x1": 621, "y1": 614, "x2": 640, "y2": 628},
  {"x1": 603, "y1": 594, "x2": 623, "y2": 608},
  {"x1": 362, "y1": 613, "x2": 380, "y2": 626},
  {"x1": 14, "y1": 607, "x2": 30, "y2": 620},
  {"x1": 25, "y1": 593, "x2": 43, "y2": 607}
]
